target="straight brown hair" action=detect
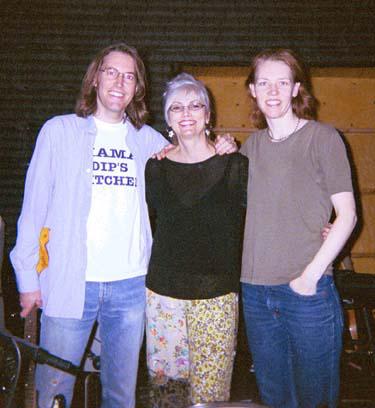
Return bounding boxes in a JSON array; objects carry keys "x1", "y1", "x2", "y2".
[{"x1": 75, "y1": 43, "x2": 148, "y2": 129}]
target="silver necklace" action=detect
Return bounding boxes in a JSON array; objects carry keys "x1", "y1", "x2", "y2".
[{"x1": 267, "y1": 118, "x2": 300, "y2": 143}]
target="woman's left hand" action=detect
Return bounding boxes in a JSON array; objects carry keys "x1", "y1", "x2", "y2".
[
  {"x1": 214, "y1": 133, "x2": 238, "y2": 155},
  {"x1": 289, "y1": 274, "x2": 317, "y2": 296}
]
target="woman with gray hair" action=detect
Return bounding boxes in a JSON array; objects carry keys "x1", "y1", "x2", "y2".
[{"x1": 145, "y1": 73, "x2": 248, "y2": 407}]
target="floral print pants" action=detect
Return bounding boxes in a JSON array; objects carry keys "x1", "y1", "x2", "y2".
[{"x1": 146, "y1": 289, "x2": 238, "y2": 407}]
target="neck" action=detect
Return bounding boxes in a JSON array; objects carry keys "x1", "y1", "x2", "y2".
[
  {"x1": 94, "y1": 111, "x2": 125, "y2": 124},
  {"x1": 267, "y1": 114, "x2": 301, "y2": 141},
  {"x1": 169, "y1": 135, "x2": 215, "y2": 163}
]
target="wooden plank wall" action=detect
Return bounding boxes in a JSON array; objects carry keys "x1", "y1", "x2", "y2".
[{"x1": 189, "y1": 67, "x2": 375, "y2": 273}]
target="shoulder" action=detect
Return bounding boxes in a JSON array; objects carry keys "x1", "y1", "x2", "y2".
[
  {"x1": 145, "y1": 157, "x2": 163, "y2": 174},
  {"x1": 128, "y1": 122, "x2": 168, "y2": 154},
  {"x1": 306, "y1": 121, "x2": 346, "y2": 151},
  {"x1": 145, "y1": 158, "x2": 164, "y2": 184},
  {"x1": 225, "y1": 152, "x2": 249, "y2": 168},
  {"x1": 146, "y1": 157, "x2": 160, "y2": 169},
  {"x1": 132, "y1": 122, "x2": 165, "y2": 140},
  {"x1": 307, "y1": 120, "x2": 340, "y2": 139},
  {"x1": 231, "y1": 151, "x2": 248, "y2": 163},
  {"x1": 44, "y1": 113, "x2": 85, "y2": 126},
  {"x1": 240, "y1": 129, "x2": 265, "y2": 155},
  {"x1": 41, "y1": 113, "x2": 89, "y2": 133},
  {"x1": 224, "y1": 153, "x2": 249, "y2": 179}
]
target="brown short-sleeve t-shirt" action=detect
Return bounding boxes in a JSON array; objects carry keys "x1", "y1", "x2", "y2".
[{"x1": 240, "y1": 120, "x2": 353, "y2": 285}]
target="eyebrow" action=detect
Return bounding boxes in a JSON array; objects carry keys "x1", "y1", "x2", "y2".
[
  {"x1": 170, "y1": 99, "x2": 201, "y2": 104},
  {"x1": 256, "y1": 77, "x2": 291, "y2": 80},
  {"x1": 103, "y1": 66, "x2": 136, "y2": 74}
]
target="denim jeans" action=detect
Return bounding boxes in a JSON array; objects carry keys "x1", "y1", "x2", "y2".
[
  {"x1": 36, "y1": 276, "x2": 146, "y2": 408},
  {"x1": 242, "y1": 275, "x2": 343, "y2": 408}
]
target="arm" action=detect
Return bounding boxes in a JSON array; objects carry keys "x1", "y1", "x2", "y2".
[
  {"x1": 10, "y1": 120, "x2": 55, "y2": 312},
  {"x1": 289, "y1": 191, "x2": 357, "y2": 295},
  {"x1": 153, "y1": 133, "x2": 238, "y2": 159},
  {"x1": 152, "y1": 126, "x2": 237, "y2": 159}
]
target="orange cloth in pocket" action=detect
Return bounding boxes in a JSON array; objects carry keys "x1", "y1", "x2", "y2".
[{"x1": 36, "y1": 227, "x2": 50, "y2": 274}]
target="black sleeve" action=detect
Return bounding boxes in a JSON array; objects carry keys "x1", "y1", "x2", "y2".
[
  {"x1": 239, "y1": 153, "x2": 249, "y2": 208},
  {"x1": 228, "y1": 153, "x2": 249, "y2": 209},
  {"x1": 145, "y1": 158, "x2": 160, "y2": 217}
]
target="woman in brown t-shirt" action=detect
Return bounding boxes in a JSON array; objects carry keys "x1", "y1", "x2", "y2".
[{"x1": 240, "y1": 48, "x2": 357, "y2": 408}]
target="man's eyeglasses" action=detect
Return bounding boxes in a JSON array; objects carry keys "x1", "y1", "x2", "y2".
[
  {"x1": 168, "y1": 102, "x2": 206, "y2": 114},
  {"x1": 99, "y1": 67, "x2": 136, "y2": 83}
]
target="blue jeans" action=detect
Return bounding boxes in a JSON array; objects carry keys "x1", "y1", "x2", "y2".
[
  {"x1": 242, "y1": 275, "x2": 343, "y2": 408},
  {"x1": 36, "y1": 276, "x2": 146, "y2": 408}
]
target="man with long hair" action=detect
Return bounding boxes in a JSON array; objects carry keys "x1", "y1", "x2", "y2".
[
  {"x1": 11, "y1": 43, "x2": 170, "y2": 408},
  {"x1": 11, "y1": 42, "x2": 236, "y2": 408}
]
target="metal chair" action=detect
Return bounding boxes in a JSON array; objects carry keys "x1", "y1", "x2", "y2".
[{"x1": 0, "y1": 332, "x2": 21, "y2": 408}]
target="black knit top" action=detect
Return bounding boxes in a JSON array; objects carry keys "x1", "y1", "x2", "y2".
[{"x1": 145, "y1": 152, "x2": 248, "y2": 300}]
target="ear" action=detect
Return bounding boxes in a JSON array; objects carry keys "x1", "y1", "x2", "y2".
[
  {"x1": 292, "y1": 82, "x2": 301, "y2": 98},
  {"x1": 249, "y1": 83, "x2": 256, "y2": 98},
  {"x1": 93, "y1": 70, "x2": 101, "y2": 88},
  {"x1": 205, "y1": 111, "x2": 211, "y2": 124}
]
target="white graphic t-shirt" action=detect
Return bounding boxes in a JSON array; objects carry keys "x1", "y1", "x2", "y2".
[{"x1": 85, "y1": 117, "x2": 147, "y2": 281}]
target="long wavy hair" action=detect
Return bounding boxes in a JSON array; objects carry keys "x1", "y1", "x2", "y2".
[
  {"x1": 75, "y1": 43, "x2": 148, "y2": 129},
  {"x1": 246, "y1": 48, "x2": 318, "y2": 129}
]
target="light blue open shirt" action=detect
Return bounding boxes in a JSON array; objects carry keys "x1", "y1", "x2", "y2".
[{"x1": 10, "y1": 114, "x2": 168, "y2": 318}]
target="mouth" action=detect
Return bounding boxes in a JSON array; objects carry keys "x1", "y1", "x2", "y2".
[
  {"x1": 108, "y1": 90, "x2": 126, "y2": 98},
  {"x1": 178, "y1": 120, "x2": 195, "y2": 127},
  {"x1": 266, "y1": 99, "x2": 281, "y2": 107}
]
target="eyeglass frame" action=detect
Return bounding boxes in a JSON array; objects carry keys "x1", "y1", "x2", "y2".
[
  {"x1": 99, "y1": 66, "x2": 137, "y2": 84},
  {"x1": 168, "y1": 101, "x2": 206, "y2": 114}
]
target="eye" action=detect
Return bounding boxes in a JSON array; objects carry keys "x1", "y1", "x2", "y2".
[
  {"x1": 106, "y1": 67, "x2": 118, "y2": 78},
  {"x1": 190, "y1": 102, "x2": 204, "y2": 110},
  {"x1": 125, "y1": 73, "x2": 135, "y2": 82},
  {"x1": 169, "y1": 105, "x2": 183, "y2": 113},
  {"x1": 256, "y1": 80, "x2": 267, "y2": 87},
  {"x1": 279, "y1": 80, "x2": 290, "y2": 87}
]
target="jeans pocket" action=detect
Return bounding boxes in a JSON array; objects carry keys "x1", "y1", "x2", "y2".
[
  {"x1": 287, "y1": 284, "x2": 317, "y2": 299},
  {"x1": 287, "y1": 275, "x2": 332, "y2": 300}
]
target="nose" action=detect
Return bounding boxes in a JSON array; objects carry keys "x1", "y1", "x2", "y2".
[
  {"x1": 115, "y1": 73, "x2": 126, "y2": 86},
  {"x1": 182, "y1": 106, "x2": 192, "y2": 116},
  {"x1": 268, "y1": 82, "x2": 279, "y2": 94}
]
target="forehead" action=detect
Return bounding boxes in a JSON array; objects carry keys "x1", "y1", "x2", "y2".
[
  {"x1": 102, "y1": 51, "x2": 135, "y2": 71},
  {"x1": 170, "y1": 88, "x2": 200, "y2": 103},
  {"x1": 255, "y1": 59, "x2": 293, "y2": 79}
]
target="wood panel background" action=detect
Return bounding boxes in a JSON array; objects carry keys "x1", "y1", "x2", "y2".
[{"x1": 188, "y1": 67, "x2": 375, "y2": 273}]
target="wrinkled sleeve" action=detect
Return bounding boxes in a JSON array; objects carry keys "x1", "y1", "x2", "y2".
[
  {"x1": 317, "y1": 128, "x2": 353, "y2": 196},
  {"x1": 10, "y1": 121, "x2": 55, "y2": 293},
  {"x1": 146, "y1": 127, "x2": 169, "y2": 160}
]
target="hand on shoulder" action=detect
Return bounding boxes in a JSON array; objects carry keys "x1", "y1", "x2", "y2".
[{"x1": 152, "y1": 144, "x2": 176, "y2": 160}]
